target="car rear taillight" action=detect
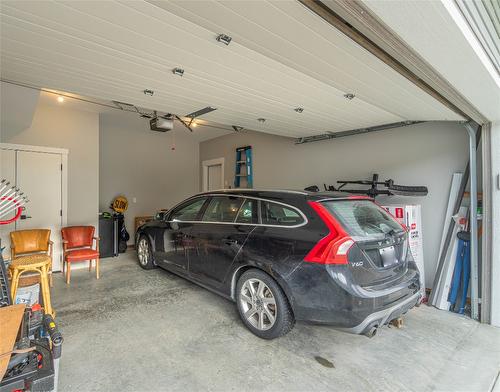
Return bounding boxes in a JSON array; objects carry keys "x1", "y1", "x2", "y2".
[{"x1": 304, "y1": 201, "x2": 354, "y2": 265}]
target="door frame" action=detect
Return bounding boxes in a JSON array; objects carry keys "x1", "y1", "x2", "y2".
[
  {"x1": 202, "y1": 158, "x2": 225, "y2": 192},
  {"x1": 0, "y1": 143, "x2": 69, "y2": 250}
]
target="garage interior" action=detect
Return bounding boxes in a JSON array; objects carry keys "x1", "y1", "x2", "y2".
[{"x1": 0, "y1": 1, "x2": 499, "y2": 391}]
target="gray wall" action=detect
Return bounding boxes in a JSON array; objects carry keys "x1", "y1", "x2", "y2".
[
  {"x1": 1, "y1": 82, "x2": 40, "y2": 141},
  {"x1": 99, "y1": 111, "x2": 200, "y2": 242},
  {"x1": 199, "y1": 122, "x2": 469, "y2": 287},
  {"x1": 1, "y1": 101, "x2": 99, "y2": 228}
]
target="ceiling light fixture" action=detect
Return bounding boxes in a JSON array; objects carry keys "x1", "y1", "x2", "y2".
[
  {"x1": 191, "y1": 121, "x2": 198, "y2": 128},
  {"x1": 143, "y1": 89, "x2": 154, "y2": 96},
  {"x1": 257, "y1": 118, "x2": 266, "y2": 123},
  {"x1": 343, "y1": 93, "x2": 355, "y2": 100},
  {"x1": 173, "y1": 67, "x2": 184, "y2": 77},
  {"x1": 57, "y1": 96, "x2": 64, "y2": 103},
  {"x1": 294, "y1": 107, "x2": 304, "y2": 113},
  {"x1": 216, "y1": 34, "x2": 232, "y2": 46}
]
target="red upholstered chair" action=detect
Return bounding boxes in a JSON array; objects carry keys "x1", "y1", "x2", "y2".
[{"x1": 61, "y1": 226, "x2": 100, "y2": 284}]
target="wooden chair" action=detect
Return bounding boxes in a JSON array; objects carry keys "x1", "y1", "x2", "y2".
[
  {"x1": 9, "y1": 229, "x2": 54, "y2": 317},
  {"x1": 61, "y1": 226, "x2": 100, "y2": 284}
]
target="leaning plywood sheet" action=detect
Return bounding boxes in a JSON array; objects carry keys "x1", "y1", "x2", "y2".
[{"x1": 0, "y1": 304, "x2": 26, "y2": 379}]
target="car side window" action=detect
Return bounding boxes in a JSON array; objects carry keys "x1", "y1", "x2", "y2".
[
  {"x1": 235, "y1": 199, "x2": 258, "y2": 224},
  {"x1": 261, "y1": 201, "x2": 304, "y2": 226},
  {"x1": 170, "y1": 198, "x2": 207, "y2": 221},
  {"x1": 203, "y1": 196, "x2": 243, "y2": 222}
]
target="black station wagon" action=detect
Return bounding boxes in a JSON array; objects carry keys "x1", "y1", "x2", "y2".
[{"x1": 136, "y1": 189, "x2": 421, "y2": 339}]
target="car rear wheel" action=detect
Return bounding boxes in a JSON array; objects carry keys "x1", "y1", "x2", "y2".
[
  {"x1": 236, "y1": 269, "x2": 295, "y2": 339},
  {"x1": 137, "y1": 236, "x2": 155, "y2": 270}
]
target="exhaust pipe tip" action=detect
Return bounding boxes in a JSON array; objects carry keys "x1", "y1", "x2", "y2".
[{"x1": 364, "y1": 325, "x2": 378, "y2": 338}]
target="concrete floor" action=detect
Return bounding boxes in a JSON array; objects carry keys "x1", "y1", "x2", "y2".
[{"x1": 52, "y1": 252, "x2": 500, "y2": 392}]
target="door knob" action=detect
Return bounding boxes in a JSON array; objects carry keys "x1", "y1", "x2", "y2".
[{"x1": 20, "y1": 215, "x2": 32, "y2": 220}]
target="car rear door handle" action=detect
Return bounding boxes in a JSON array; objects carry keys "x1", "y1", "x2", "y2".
[{"x1": 223, "y1": 238, "x2": 238, "y2": 246}]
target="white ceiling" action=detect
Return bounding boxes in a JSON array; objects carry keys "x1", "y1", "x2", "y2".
[{"x1": 0, "y1": 0, "x2": 463, "y2": 139}]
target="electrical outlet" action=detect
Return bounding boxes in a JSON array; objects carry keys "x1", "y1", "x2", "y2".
[{"x1": 132, "y1": 197, "x2": 137, "y2": 203}]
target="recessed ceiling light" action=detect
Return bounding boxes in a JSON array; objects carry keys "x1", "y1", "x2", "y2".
[
  {"x1": 257, "y1": 118, "x2": 266, "y2": 123},
  {"x1": 57, "y1": 96, "x2": 64, "y2": 103},
  {"x1": 143, "y1": 89, "x2": 154, "y2": 96},
  {"x1": 173, "y1": 67, "x2": 184, "y2": 77},
  {"x1": 343, "y1": 93, "x2": 355, "y2": 100},
  {"x1": 294, "y1": 107, "x2": 304, "y2": 113},
  {"x1": 216, "y1": 34, "x2": 232, "y2": 46}
]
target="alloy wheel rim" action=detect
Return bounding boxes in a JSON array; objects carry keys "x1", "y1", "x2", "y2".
[
  {"x1": 239, "y1": 278, "x2": 277, "y2": 331},
  {"x1": 137, "y1": 239, "x2": 149, "y2": 266}
]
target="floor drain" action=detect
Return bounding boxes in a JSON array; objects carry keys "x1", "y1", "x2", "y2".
[{"x1": 314, "y1": 356, "x2": 335, "y2": 368}]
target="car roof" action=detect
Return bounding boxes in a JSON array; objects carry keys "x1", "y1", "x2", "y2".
[{"x1": 195, "y1": 188, "x2": 371, "y2": 201}]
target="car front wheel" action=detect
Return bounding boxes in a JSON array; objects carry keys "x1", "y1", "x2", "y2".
[
  {"x1": 136, "y1": 235, "x2": 155, "y2": 270},
  {"x1": 236, "y1": 269, "x2": 295, "y2": 339}
]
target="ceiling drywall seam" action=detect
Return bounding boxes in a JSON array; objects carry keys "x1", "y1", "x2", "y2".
[{"x1": 300, "y1": 0, "x2": 487, "y2": 124}]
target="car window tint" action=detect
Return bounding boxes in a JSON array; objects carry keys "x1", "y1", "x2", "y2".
[
  {"x1": 235, "y1": 199, "x2": 258, "y2": 224},
  {"x1": 261, "y1": 201, "x2": 304, "y2": 226},
  {"x1": 170, "y1": 198, "x2": 207, "y2": 221},
  {"x1": 203, "y1": 196, "x2": 244, "y2": 222}
]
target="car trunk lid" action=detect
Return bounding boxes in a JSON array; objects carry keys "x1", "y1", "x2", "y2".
[{"x1": 317, "y1": 199, "x2": 410, "y2": 287}]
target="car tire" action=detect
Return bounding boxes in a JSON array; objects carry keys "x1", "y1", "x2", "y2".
[
  {"x1": 236, "y1": 269, "x2": 295, "y2": 339},
  {"x1": 136, "y1": 235, "x2": 156, "y2": 270}
]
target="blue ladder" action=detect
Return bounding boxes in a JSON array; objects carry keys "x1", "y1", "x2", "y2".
[{"x1": 234, "y1": 146, "x2": 253, "y2": 188}]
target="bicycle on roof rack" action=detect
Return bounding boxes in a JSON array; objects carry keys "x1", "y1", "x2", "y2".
[{"x1": 305, "y1": 173, "x2": 428, "y2": 199}]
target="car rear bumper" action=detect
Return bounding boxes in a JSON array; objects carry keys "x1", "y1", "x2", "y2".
[
  {"x1": 339, "y1": 291, "x2": 420, "y2": 335},
  {"x1": 285, "y1": 262, "x2": 421, "y2": 332}
]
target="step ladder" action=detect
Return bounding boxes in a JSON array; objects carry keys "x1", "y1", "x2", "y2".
[{"x1": 234, "y1": 146, "x2": 253, "y2": 188}]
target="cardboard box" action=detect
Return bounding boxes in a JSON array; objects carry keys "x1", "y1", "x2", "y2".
[{"x1": 14, "y1": 283, "x2": 40, "y2": 306}]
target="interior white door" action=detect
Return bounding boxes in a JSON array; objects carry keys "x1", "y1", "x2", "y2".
[
  {"x1": 16, "y1": 151, "x2": 63, "y2": 271},
  {"x1": 0, "y1": 148, "x2": 17, "y2": 257},
  {"x1": 207, "y1": 164, "x2": 222, "y2": 191}
]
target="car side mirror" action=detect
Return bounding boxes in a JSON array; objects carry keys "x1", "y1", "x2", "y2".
[
  {"x1": 170, "y1": 221, "x2": 179, "y2": 230},
  {"x1": 155, "y1": 210, "x2": 169, "y2": 221}
]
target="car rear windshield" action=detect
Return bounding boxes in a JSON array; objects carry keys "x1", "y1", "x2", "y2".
[{"x1": 321, "y1": 200, "x2": 403, "y2": 239}]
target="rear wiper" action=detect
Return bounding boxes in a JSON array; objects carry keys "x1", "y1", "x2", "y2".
[{"x1": 384, "y1": 229, "x2": 399, "y2": 239}]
